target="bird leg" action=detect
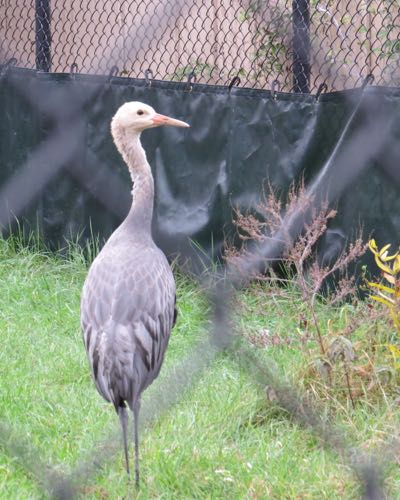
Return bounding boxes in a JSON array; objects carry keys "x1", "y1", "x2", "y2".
[
  {"x1": 133, "y1": 398, "x2": 141, "y2": 487},
  {"x1": 118, "y1": 405, "x2": 130, "y2": 475}
]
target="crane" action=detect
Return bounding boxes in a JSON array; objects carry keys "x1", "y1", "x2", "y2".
[{"x1": 81, "y1": 101, "x2": 189, "y2": 486}]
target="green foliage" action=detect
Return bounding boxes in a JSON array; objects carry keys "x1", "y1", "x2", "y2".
[
  {"x1": 171, "y1": 59, "x2": 216, "y2": 82},
  {"x1": 237, "y1": 1, "x2": 290, "y2": 81},
  {"x1": 0, "y1": 237, "x2": 400, "y2": 497},
  {"x1": 224, "y1": 182, "x2": 400, "y2": 410}
]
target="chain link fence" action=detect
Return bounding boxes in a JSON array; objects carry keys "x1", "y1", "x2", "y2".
[
  {"x1": 1, "y1": 1, "x2": 400, "y2": 92},
  {"x1": 1, "y1": 1, "x2": 400, "y2": 498}
]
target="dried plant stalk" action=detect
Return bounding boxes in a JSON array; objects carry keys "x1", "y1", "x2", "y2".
[{"x1": 224, "y1": 180, "x2": 367, "y2": 356}]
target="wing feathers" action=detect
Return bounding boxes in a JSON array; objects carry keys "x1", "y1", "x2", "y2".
[{"x1": 81, "y1": 243, "x2": 175, "y2": 409}]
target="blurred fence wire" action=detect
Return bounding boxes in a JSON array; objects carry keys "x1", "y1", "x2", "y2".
[
  {"x1": 1, "y1": 0, "x2": 400, "y2": 92},
  {"x1": 1, "y1": 1, "x2": 399, "y2": 499}
]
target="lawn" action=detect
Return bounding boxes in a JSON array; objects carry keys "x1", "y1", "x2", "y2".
[{"x1": 0, "y1": 237, "x2": 399, "y2": 499}]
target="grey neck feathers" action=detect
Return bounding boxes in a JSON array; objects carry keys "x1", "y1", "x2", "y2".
[{"x1": 113, "y1": 129, "x2": 155, "y2": 236}]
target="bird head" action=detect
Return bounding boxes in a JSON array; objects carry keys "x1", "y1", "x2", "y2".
[{"x1": 111, "y1": 101, "x2": 189, "y2": 135}]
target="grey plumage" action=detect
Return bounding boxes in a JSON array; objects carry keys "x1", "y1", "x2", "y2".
[{"x1": 80, "y1": 101, "x2": 189, "y2": 485}]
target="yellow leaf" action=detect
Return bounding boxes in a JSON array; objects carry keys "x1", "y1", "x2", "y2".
[
  {"x1": 369, "y1": 239, "x2": 378, "y2": 254},
  {"x1": 377, "y1": 290, "x2": 395, "y2": 303},
  {"x1": 393, "y1": 256, "x2": 400, "y2": 274},
  {"x1": 379, "y1": 243, "x2": 399, "y2": 261},
  {"x1": 388, "y1": 344, "x2": 400, "y2": 358},
  {"x1": 379, "y1": 243, "x2": 392, "y2": 258},
  {"x1": 368, "y1": 282, "x2": 395, "y2": 294},
  {"x1": 370, "y1": 294, "x2": 395, "y2": 307},
  {"x1": 382, "y1": 253, "x2": 398, "y2": 262},
  {"x1": 374, "y1": 254, "x2": 393, "y2": 274},
  {"x1": 391, "y1": 311, "x2": 400, "y2": 329}
]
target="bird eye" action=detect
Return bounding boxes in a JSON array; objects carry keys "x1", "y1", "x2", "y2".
[{"x1": 137, "y1": 110, "x2": 144, "y2": 116}]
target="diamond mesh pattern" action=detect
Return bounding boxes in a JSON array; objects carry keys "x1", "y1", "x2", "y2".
[{"x1": 1, "y1": 1, "x2": 400, "y2": 92}]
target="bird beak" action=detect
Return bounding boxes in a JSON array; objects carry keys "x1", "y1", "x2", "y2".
[{"x1": 151, "y1": 113, "x2": 190, "y2": 128}]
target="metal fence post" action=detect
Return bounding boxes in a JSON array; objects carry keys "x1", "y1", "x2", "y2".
[
  {"x1": 292, "y1": 0, "x2": 310, "y2": 93},
  {"x1": 35, "y1": 0, "x2": 51, "y2": 72}
]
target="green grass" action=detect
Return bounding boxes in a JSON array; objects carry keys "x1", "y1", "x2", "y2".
[{"x1": 0, "y1": 237, "x2": 399, "y2": 499}]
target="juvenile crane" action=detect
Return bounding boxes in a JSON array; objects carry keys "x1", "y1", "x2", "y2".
[{"x1": 81, "y1": 102, "x2": 189, "y2": 485}]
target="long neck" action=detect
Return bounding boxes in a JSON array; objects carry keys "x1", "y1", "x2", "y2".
[{"x1": 113, "y1": 130, "x2": 155, "y2": 236}]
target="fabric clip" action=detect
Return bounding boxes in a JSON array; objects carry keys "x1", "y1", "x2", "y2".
[
  {"x1": 69, "y1": 62, "x2": 78, "y2": 80},
  {"x1": 145, "y1": 69, "x2": 154, "y2": 87},
  {"x1": 361, "y1": 73, "x2": 374, "y2": 90},
  {"x1": 271, "y1": 79, "x2": 280, "y2": 100},
  {"x1": 228, "y1": 76, "x2": 241, "y2": 92},
  {"x1": 315, "y1": 82, "x2": 328, "y2": 101},
  {"x1": 186, "y1": 70, "x2": 196, "y2": 92},
  {"x1": 107, "y1": 66, "x2": 119, "y2": 85}
]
